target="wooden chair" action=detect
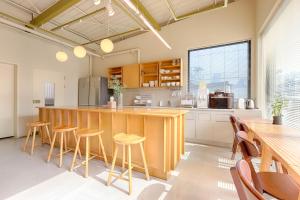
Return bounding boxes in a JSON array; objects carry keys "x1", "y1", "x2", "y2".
[
  {"x1": 23, "y1": 121, "x2": 51, "y2": 155},
  {"x1": 47, "y1": 126, "x2": 81, "y2": 168},
  {"x1": 70, "y1": 129, "x2": 108, "y2": 178},
  {"x1": 235, "y1": 131, "x2": 300, "y2": 199},
  {"x1": 230, "y1": 115, "x2": 240, "y2": 159},
  {"x1": 107, "y1": 133, "x2": 150, "y2": 195},
  {"x1": 231, "y1": 159, "x2": 266, "y2": 200}
]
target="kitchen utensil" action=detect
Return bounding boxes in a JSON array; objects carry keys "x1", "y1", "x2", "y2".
[{"x1": 246, "y1": 99, "x2": 255, "y2": 109}]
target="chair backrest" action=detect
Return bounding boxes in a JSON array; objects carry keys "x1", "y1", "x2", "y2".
[
  {"x1": 236, "y1": 131, "x2": 260, "y2": 159},
  {"x1": 229, "y1": 115, "x2": 239, "y2": 134},
  {"x1": 239, "y1": 122, "x2": 250, "y2": 133},
  {"x1": 236, "y1": 131, "x2": 263, "y2": 193},
  {"x1": 235, "y1": 160, "x2": 265, "y2": 200}
]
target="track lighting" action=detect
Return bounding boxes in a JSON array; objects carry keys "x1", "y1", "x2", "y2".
[
  {"x1": 106, "y1": 0, "x2": 115, "y2": 16},
  {"x1": 94, "y1": 0, "x2": 101, "y2": 5}
]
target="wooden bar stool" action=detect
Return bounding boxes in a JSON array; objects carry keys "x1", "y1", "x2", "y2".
[
  {"x1": 107, "y1": 133, "x2": 150, "y2": 195},
  {"x1": 23, "y1": 121, "x2": 51, "y2": 155},
  {"x1": 47, "y1": 126, "x2": 81, "y2": 168},
  {"x1": 70, "y1": 129, "x2": 108, "y2": 178}
]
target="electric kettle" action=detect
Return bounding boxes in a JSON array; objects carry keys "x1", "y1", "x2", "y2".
[{"x1": 246, "y1": 99, "x2": 255, "y2": 109}]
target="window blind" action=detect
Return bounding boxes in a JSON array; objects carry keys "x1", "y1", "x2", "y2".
[{"x1": 262, "y1": 0, "x2": 300, "y2": 130}]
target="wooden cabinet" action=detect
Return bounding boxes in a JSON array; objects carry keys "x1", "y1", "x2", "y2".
[
  {"x1": 123, "y1": 64, "x2": 140, "y2": 88},
  {"x1": 107, "y1": 58, "x2": 183, "y2": 89}
]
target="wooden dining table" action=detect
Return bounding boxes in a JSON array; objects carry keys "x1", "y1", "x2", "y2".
[{"x1": 243, "y1": 119, "x2": 300, "y2": 185}]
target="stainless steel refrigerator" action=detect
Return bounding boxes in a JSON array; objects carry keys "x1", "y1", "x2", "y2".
[{"x1": 78, "y1": 76, "x2": 111, "y2": 106}]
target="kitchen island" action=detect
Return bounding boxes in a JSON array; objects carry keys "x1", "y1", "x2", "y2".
[{"x1": 39, "y1": 107, "x2": 187, "y2": 180}]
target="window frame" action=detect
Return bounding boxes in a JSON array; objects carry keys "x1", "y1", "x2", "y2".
[{"x1": 188, "y1": 40, "x2": 252, "y2": 99}]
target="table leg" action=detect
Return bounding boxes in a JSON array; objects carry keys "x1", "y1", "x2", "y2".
[{"x1": 260, "y1": 144, "x2": 273, "y2": 172}]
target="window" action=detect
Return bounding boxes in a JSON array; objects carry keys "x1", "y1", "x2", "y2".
[
  {"x1": 188, "y1": 41, "x2": 251, "y2": 99},
  {"x1": 262, "y1": 0, "x2": 300, "y2": 130}
]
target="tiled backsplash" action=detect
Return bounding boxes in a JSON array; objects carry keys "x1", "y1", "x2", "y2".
[{"x1": 122, "y1": 88, "x2": 185, "y2": 107}]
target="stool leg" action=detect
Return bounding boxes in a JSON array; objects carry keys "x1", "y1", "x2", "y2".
[
  {"x1": 71, "y1": 136, "x2": 81, "y2": 171},
  {"x1": 23, "y1": 127, "x2": 32, "y2": 151},
  {"x1": 139, "y1": 142, "x2": 150, "y2": 180},
  {"x1": 59, "y1": 132, "x2": 64, "y2": 168},
  {"x1": 45, "y1": 125, "x2": 52, "y2": 144},
  {"x1": 122, "y1": 144, "x2": 126, "y2": 171},
  {"x1": 40, "y1": 126, "x2": 44, "y2": 144},
  {"x1": 64, "y1": 133, "x2": 68, "y2": 151},
  {"x1": 30, "y1": 127, "x2": 37, "y2": 155},
  {"x1": 47, "y1": 132, "x2": 57, "y2": 162},
  {"x1": 85, "y1": 137, "x2": 90, "y2": 178},
  {"x1": 128, "y1": 145, "x2": 132, "y2": 195},
  {"x1": 231, "y1": 137, "x2": 238, "y2": 160},
  {"x1": 107, "y1": 145, "x2": 119, "y2": 186},
  {"x1": 73, "y1": 130, "x2": 82, "y2": 159},
  {"x1": 98, "y1": 135, "x2": 108, "y2": 167}
]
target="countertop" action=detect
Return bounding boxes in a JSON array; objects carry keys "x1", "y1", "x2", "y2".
[{"x1": 39, "y1": 106, "x2": 188, "y2": 117}]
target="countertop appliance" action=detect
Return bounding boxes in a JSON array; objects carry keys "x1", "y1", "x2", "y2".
[
  {"x1": 78, "y1": 76, "x2": 111, "y2": 106},
  {"x1": 246, "y1": 99, "x2": 255, "y2": 109},
  {"x1": 208, "y1": 91, "x2": 234, "y2": 109},
  {"x1": 237, "y1": 98, "x2": 245, "y2": 109},
  {"x1": 133, "y1": 95, "x2": 152, "y2": 106}
]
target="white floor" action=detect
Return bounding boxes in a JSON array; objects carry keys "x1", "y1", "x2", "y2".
[{"x1": 0, "y1": 137, "x2": 239, "y2": 200}]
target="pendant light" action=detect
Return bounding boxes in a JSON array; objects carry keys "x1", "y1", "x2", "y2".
[
  {"x1": 100, "y1": 39, "x2": 114, "y2": 53},
  {"x1": 100, "y1": 13, "x2": 114, "y2": 53},
  {"x1": 56, "y1": 51, "x2": 68, "y2": 62},
  {"x1": 73, "y1": 46, "x2": 87, "y2": 58}
]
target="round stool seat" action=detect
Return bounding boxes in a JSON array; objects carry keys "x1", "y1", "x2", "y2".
[
  {"x1": 28, "y1": 121, "x2": 50, "y2": 127},
  {"x1": 53, "y1": 126, "x2": 78, "y2": 132},
  {"x1": 114, "y1": 133, "x2": 145, "y2": 145},
  {"x1": 77, "y1": 129, "x2": 104, "y2": 137}
]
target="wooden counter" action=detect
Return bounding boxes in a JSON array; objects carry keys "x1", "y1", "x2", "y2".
[{"x1": 38, "y1": 107, "x2": 188, "y2": 180}]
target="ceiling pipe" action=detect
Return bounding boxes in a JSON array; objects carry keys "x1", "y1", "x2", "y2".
[
  {"x1": 0, "y1": 13, "x2": 102, "y2": 58},
  {"x1": 163, "y1": 0, "x2": 232, "y2": 21},
  {"x1": 102, "y1": 48, "x2": 141, "y2": 64},
  {"x1": 4, "y1": 0, "x2": 97, "y2": 47}
]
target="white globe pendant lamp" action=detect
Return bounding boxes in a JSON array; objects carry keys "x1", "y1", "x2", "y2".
[
  {"x1": 73, "y1": 46, "x2": 87, "y2": 58},
  {"x1": 100, "y1": 38, "x2": 114, "y2": 53},
  {"x1": 56, "y1": 51, "x2": 68, "y2": 62}
]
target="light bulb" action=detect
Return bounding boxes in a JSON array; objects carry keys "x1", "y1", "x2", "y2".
[
  {"x1": 73, "y1": 46, "x2": 87, "y2": 58},
  {"x1": 56, "y1": 51, "x2": 68, "y2": 62},
  {"x1": 100, "y1": 39, "x2": 114, "y2": 53}
]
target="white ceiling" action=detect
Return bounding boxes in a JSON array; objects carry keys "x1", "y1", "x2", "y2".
[{"x1": 0, "y1": 0, "x2": 232, "y2": 52}]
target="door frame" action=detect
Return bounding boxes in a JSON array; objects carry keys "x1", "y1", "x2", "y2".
[{"x1": 0, "y1": 60, "x2": 18, "y2": 138}]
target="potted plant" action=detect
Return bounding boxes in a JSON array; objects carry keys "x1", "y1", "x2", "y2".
[
  {"x1": 271, "y1": 96, "x2": 287, "y2": 125},
  {"x1": 111, "y1": 78, "x2": 123, "y2": 108}
]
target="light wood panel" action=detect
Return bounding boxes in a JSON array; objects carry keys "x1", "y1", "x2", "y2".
[
  {"x1": 123, "y1": 64, "x2": 140, "y2": 88},
  {"x1": 244, "y1": 119, "x2": 300, "y2": 185},
  {"x1": 39, "y1": 107, "x2": 187, "y2": 180}
]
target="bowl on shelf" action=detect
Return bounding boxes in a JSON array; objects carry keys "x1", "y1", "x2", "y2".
[
  {"x1": 166, "y1": 82, "x2": 171, "y2": 87},
  {"x1": 176, "y1": 82, "x2": 180, "y2": 86},
  {"x1": 171, "y1": 82, "x2": 176, "y2": 86},
  {"x1": 143, "y1": 83, "x2": 150, "y2": 87}
]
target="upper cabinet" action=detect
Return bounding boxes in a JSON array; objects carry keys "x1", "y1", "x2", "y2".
[
  {"x1": 107, "y1": 58, "x2": 183, "y2": 89},
  {"x1": 123, "y1": 64, "x2": 140, "y2": 89}
]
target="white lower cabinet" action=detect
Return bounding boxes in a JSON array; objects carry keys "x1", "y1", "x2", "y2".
[{"x1": 184, "y1": 109, "x2": 262, "y2": 148}]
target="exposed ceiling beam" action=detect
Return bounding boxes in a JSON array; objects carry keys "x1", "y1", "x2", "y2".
[
  {"x1": 82, "y1": 28, "x2": 146, "y2": 45},
  {"x1": 30, "y1": 0, "x2": 81, "y2": 27},
  {"x1": 128, "y1": 0, "x2": 161, "y2": 31},
  {"x1": 51, "y1": 7, "x2": 106, "y2": 31},
  {"x1": 176, "y1": 0, "x2": 235, "y2": 20},
  {"x1": 112, "y1": 0, "x2": 146, "y2": 30}
]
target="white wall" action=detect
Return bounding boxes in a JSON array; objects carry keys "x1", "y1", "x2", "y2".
[
  {"x1": 255, "y1": 0, "x2": 282, "y2": 109},
  {"x1": 0, "y1": 23, "x2": 90, "y2": 137},
  {"x1": 93, "y1": 0, "x2": 256, "y2": 98}
]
